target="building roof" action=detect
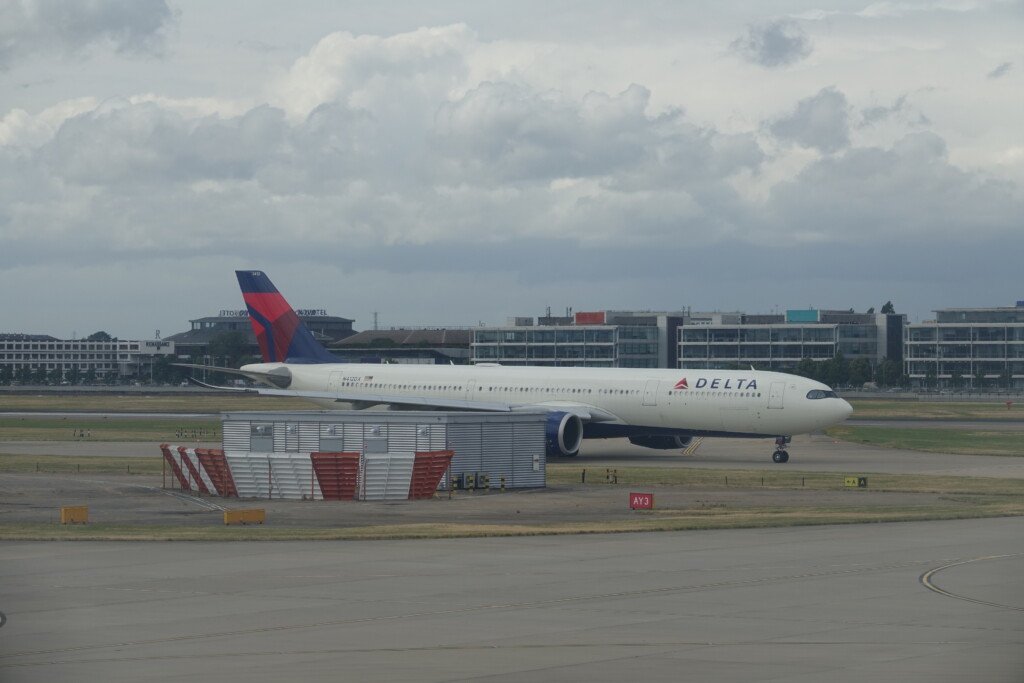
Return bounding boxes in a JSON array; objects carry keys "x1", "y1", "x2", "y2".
[
  {"x1": 0, "y1": 334, "x2": 59, "y2": 342},
  {"x1": 336, "y1": 329, "x2": 471, "y2": 347}
]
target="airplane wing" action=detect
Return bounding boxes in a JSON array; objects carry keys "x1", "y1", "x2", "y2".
[{"x1": 176, "y1": 364, "x2": 616, "y2": 421}]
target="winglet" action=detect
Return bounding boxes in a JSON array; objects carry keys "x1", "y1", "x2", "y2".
[{"x1": 235, "y1": 270, "x2": 338, "y2": 364}]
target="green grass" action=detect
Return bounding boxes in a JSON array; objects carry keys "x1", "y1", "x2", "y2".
[
  {"x1": 828, "y1": 425, "x2": 1024, "y2": 456},
  {"x1": 3, "y1": 499, "x2": 1022, "y2": 541},
  {"x1": 849, "y1": 399, "x2": 1024, "y2": 420},
  {"x1": 547, "y1": 465, "x2": 1024, "y2": 495},
  {"x1": 0, "y1": 393, "x2": 312, "y2": 413},
  {"x1": 3, "y1": 461, "x2": 1024, "y2": 541},
  {"x1": 2, "y1": 394, "x2": 1023, "y2": 541},
  {"x1": 0, "y1": 453, "x2": 164, "y2": 474},
  {"x1": 0, "y1": 417, "x2": 218, "y2": 442}
]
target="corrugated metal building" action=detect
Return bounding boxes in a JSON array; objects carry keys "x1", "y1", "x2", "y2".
[{"x1": 218, "y1": 410, "x2": 548, "y2": 496}]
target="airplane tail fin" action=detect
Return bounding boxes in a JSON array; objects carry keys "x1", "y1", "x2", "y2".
[{"x1": 235, "y1": 270, "x2": 338, "y2": 364}]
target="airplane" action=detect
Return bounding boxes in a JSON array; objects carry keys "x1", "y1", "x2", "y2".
[{"x1": 179, "y1": 270, "x2": 853, "y2": 463}]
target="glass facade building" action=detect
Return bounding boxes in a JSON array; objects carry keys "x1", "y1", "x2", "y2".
[
  {"x1": 0, "y1": 335, "x2": 175, "y2": 383},
  {"x1": 471, "y1": 311, "x2": 682, "y2": 368},
  {"x1": 904, "y1": 306, "x2": 1024, "y2": 389},
  {"x1": 677, "y1": 311, "x2": 904, "y2": 371},
  {"x1": 472, "y1": 325, "x2": 660, "y2": 367}
]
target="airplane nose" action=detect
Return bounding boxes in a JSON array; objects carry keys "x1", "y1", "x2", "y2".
[{"x1": 837, "y1": 398, "x2": 853, "y2": 422}]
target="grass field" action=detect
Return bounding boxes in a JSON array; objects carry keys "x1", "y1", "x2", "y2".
[
  {"x1": 3, "y1": 454, "x2": 1022, "y2": 542},
  {"x1": 547, "y1": 465, "x2": 1024, "y2": 495},
  {"x1": 5, "y1": 455, "x2": 1021, "y2": 496},
  {"x1": 828, "y1": 425, "x2": 1024, "y2": 456},
  {"x1": 4, "y1": 499, "x2": 1023, "y2": 541},
  {"x1": 0, "y1": 417, "x2": 218, "y2": 442},
  {"x1": 848, "y1": 399, "x2": 1023, "y2": 420},
  {"x1": 0, "y1": 393, "x2": 312, "y2": 413},
  {"x1": 0, "y1": 453, "x2": 163, "y2": 474},
  {"x1": 1, "y1": 393, "x2": 1021, "y2": 419},
  {"x1": 2, "y1": 394, "x2": 1023, "y2": 540}
]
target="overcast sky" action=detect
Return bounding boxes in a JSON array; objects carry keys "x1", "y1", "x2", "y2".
[{"x1": 2, "y1": 0, "x2": 1022, "y2": 339}]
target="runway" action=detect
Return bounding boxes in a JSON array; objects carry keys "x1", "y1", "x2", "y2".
[{"x1": 1, "y1": 519, "x2": 1022, "y2": 682}]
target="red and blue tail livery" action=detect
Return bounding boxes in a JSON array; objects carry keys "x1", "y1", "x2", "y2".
[{"x1": 235, "y1": 270, "x2": 337, "y2": 364}]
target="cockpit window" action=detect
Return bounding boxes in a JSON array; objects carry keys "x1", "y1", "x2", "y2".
[{"x1": 806, "y1": 389, "x2": 839, "y2": 399}]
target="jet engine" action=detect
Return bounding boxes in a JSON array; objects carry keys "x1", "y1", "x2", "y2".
[
  {"x1": 628, "y1": 435, "x2": 695, "y2": 450},
  {"x1": 545, "y1": 412, "x2": 584, "y2": 456}
]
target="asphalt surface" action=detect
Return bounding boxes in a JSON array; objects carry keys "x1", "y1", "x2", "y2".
[
  {"x1": 2, "y1": 520, "x2": 1022, "y2": 682},
  {"x1": 1, "y1": 424, "x2": 1023, "y2": 680}
]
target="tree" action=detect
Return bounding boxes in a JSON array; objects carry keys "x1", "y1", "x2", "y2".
[
  {"x1": 974, "y1": 366, "x2": 987, "y2": 392},
  {"x1": 793, "y1": 358, "x2": 818, "y2": 381},
  {"x1": 208, "y1": 331, "x2": 249, "y2": 368},
  {"x1": 876, "y1": 358, "x2": 902, "y2": 388},
  {"x1": 848, "y1": 358, "x2": 872, "y2": 387},
  {"x1": 151, "y1": 356, "x2": 179, "y2": 384},
  {"x1": 87, "y1": 331, "x2": 114, "y2": 341},
  {"x1": 880, "y1": 301, "x2": 895, "y2": 315},
  {"x1": 822, "y1": 351, "x2": 849, "y2": 388},
  {"x1": 31, "y1": 365, "x2": 48, "y2": 384}
]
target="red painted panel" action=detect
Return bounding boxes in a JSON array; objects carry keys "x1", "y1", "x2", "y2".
[
  {"x1": 160, "y1": 444, "x2": 190, "y2": 490},
  {"x1": 574, "y1": 311, "x2": 606, "y2": 325},
  {"x1": 409, "y1": 450, "x2": 455, "y2": 499},
  {"x1": 197, "y1": 449, "x2": 239, "y2": 498},
  {"x1": 311, "y1": 452, "x2": 361, "y2": 500},
  {"x1": 177, "y1": 447, "x2": 209, "y2": 494}
]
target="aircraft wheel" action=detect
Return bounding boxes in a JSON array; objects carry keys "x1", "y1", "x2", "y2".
[{"x1": 772, "y1": 450, "x2": 789, "y2": 464}]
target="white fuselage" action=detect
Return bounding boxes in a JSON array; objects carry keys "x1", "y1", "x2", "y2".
[{"x1": 241, "y1": 362, "x2": 853, "y2": 438}]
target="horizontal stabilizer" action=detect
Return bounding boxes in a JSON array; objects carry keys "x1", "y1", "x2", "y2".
[{"x1": 172, "y1": 363, "x2": 292, "y2": 388}]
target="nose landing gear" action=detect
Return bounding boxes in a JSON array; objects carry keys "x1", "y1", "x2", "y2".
[{"x1": 772, "y1": 436, "x2": 791, "y2": 463}]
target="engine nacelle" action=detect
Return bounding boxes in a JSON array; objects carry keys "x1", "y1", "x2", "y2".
[
  {"x1": 628, "y1": 435, "x2": 695, "y2": 450},
  {"x1": 545, "y1": 412, "x2": 583, "y2": 456}
]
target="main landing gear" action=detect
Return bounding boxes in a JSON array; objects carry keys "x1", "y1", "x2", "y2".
[{"x1": 772, "y1": 436, "x2": 791, "y2": 464}]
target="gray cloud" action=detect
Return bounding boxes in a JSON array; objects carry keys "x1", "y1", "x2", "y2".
[
  {"x1": 730, "y1": 19, "x2": 812, "y2": 68},
  {"x1": 770, "y1": 87, "x2": 851, "y2": 153},
  {"x1": 987, "y1": 61, "x2": 1012, "y2": 79},
  {"x1": 8, "y1": 73, "x2": 768, "y2": 258},
  {"x1": 2, "y1": 9, "x2": 1022, "y2": 336},
  {"x1": 860, "y1": 95, "x2": 908, "y2": 127},
  {"x1": 764, "y1": 132, "x2": 1021, "y2": 244},
  {"x1": 0, "y1": 0, "x2": 172, "y2": 68}
]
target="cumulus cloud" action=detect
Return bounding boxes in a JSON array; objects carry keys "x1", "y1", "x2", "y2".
[
  {"x1": 731, "y1": 19, "x2": 812, "y2": 68},
  {"x1": 3, "y1": 25, "x2": 772, "y2": 260},
  {"x1": 270, "y1": 24, "x2": 474, "y2": 121},
  {"x1": 0, "y1": 0, "x2": 173, "y2": 68},
  {"x1": 764, "y1": 132, "x2": 1020, "y2": 244},
  {"x1": 770, "y1": 87, "x2": 851, "y2": 153},
  {"x1": 2, "y1": 17, "x2": 1023, "y2": 334}
]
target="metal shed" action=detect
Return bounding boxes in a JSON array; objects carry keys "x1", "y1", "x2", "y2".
[{"x1": 219, "y1": 410, "x2": 548, "y2": 495}]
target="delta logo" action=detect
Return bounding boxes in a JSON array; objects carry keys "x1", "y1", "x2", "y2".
[{"x1": 675, "y1": 377, "x2": 759, "y2": 390}]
